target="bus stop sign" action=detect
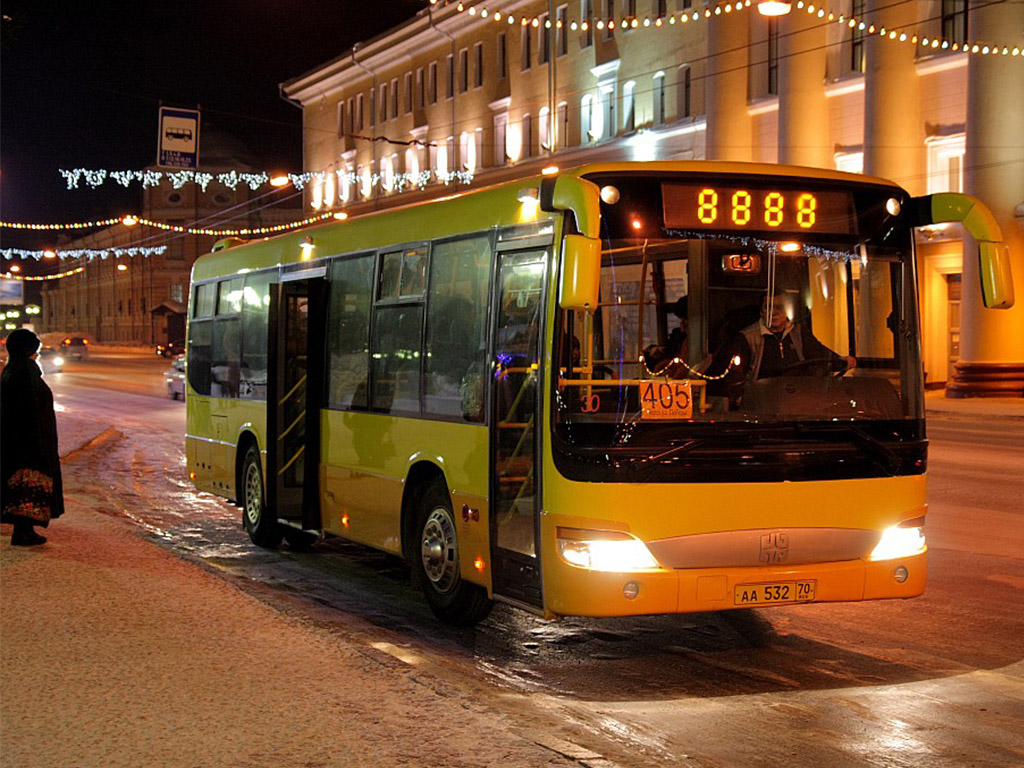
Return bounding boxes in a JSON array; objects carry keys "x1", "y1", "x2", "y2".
[{"x1": 157, "y1": 107, "x2": 200, "y2": 169}]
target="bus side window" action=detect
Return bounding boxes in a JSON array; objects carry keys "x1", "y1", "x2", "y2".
[
  {"x1": 187, "y1": 282, "x2": 216, "y2": 396},
  {"x1": 239, "y1": 272, "x2": 272, "y2": 400},
  {"x1": 424, "y1": 235, "x2": 490, "y2": 422},
  {"x1": 328, "y1": 254, "x2": 374, "y2": 409}
]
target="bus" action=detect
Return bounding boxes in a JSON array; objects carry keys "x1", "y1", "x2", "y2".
[{"x1": 185, "y1": 161, "x2": 1012, "y2": 625}]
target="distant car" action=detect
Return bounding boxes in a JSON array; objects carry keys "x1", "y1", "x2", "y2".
[
  {"x1": 156, "y1": 340, "x2": 185, "y2": 358},
  {"x1": 60, "y1": 336, "x2": 90, "y2": 360},
  {"x1": 37, "y1": 347, "x2": 65, "y2": 375},
  {"x1": 165, "y1": 354, "x2": 186, "y2": 399}
]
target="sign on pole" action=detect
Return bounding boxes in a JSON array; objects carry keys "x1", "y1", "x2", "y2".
[{"x1": 157, "y1": 106, "x2": 200, "y2": 169}]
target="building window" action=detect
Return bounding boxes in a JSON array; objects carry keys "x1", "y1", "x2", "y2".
[
  {"x1": 494, "y1": 112, "x2": 508, "y2": 165},
  {"x1": 356, "y1": 93, "x2": 364, "y2": 130},
  {"x1": 474, "y1": 42, "x2": 484, "y2": 87},
  {"x1": 581, "y1": 0, "x2": 594, "y2": 48},
  {"x1": 851, "y1": 0, "x2": 866, "y2": 73},
  {"x1": 656, "y1": 0, "x2": 667, "y2": 18},
  {"x1": 539, "y1": 106, "x2": 551, "y2": 151},
  {"x1": 379, "y1": 83, "x2": 388, "y2": 124},
  {"x1": 653, "y1": 72, "x2": 666, "y2": 125},
  {"x1": 447, "y1": 54, "x2": 455, "y2": 98},
  {"x1": 581, "y1": 94, "x2": 594, "y2": 142},
  {"x1": 404, "y1": 73, "x2": 413, "y2": 113},
  {"x1": 523, "y1": 113, "x2": 534, "y2": 157},
  {"x1": 623, "y1": 81, "x2": 635, "y2": 132},
  {"x1": 389, "y1": 78, "x2": 398, "y2": 119},
  {"x1": 927, "y1": 135, "x2": 965, "y2": 194},
  {"x1": 556, "y1": 101, "x2": 569, "y2": 148},
  {"x1": 337, "y1": 101, "x2": 346, "y2": 138},
  {"x1": 416, "y1": 67, "x2": 425, "y2": 109},
  {"x1": 834, "y1": 151, "x2": 864, "y2": 174},
  {"x1": 522, "y1": 23, "x2": 532, "y2": 70},
  {"x1": 497, "y1": 32, "x2": 507, "y2": 78},
  {"x1": 347, "y1": 97, "x2": 355, "y2": 134},
  {"x1": 539, "y1": 14, "x2": 551, "y2": 64},
  {"x1": 675, "y1": 65, "x2": 692, "y2": 118},
  {"x1": 625, "y1": 0, "x2": 636, "y2": 29},
  {"x1": 459, "y1": 48, "x2": 469, "y2": 93},
  {"x1": 605, "y1": 0, "x2": 615, "y2": 39},
  {"x1": 767, "y1": 18, "x2": 779, "y2": 95},
  {"x1": 557, "y1": 6, "x2": 569, "y2": 56},
  {"x1": 603, "y1": 86, "x2": 616, "y2": 137},
  {"x1": 428, "y1": 62, "x2": 437, "y2": 104},
  {"x1": 941, "y1": 0, "x2": 968, "y2": 45}
]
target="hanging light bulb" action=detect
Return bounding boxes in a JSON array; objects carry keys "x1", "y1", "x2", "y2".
[{"x1": 757, "y1": 0, "x2": 792, "y2": 15}]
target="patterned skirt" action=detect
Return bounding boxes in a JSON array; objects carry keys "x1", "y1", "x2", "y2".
[{"x1": 3, "y1": 468, "x2": 53, "y2": 526}]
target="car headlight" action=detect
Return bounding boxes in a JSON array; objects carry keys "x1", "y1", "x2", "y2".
[
  {"x1": 557, "y1": 527, "x2": 660, "y2": 571},
  {"x1": 870, "y1": 520, "x2": 926, "y2": 561},
  {"x1": 52, "y1": 356, "x2": 64, "y2": 366}
]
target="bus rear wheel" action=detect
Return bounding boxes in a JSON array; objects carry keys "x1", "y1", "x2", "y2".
[
  {"x1": 413, "y1": 480, "x2": 492, "y2": 626},
  {"x1": 241, "y1": 445, "x2": 282, "y2": 549}
]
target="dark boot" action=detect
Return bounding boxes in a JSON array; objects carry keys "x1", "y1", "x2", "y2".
[{"x1": 11, "y1": 524, "x2": 47, "y2": 546}]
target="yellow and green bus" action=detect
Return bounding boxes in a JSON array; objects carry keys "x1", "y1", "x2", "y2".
[{"x1": 186, "y1": 161, "x2": 1011, "y2": 625}]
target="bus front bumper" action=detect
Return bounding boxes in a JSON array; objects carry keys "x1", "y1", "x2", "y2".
[{"x1": 542, "y1": 551, "x2": 926, "y2": 619}]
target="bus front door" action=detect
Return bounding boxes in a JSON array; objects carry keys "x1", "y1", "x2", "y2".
[
  {"x1": 489, "y1": 248, "x2": 548, "y2": 609},
  {"x1": 267, "y1": 273, "x2": 327, "y2": 532}
]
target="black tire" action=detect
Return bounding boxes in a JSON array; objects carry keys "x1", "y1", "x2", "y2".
[
  {"x1": 240, "y1": 445, "x2": 281, "y2": 549},
  {"x1": 412, "y1": 479, "x2": 492, "y2": 626}
]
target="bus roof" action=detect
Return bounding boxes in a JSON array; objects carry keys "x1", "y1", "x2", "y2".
[{"x1": 191, "y1": 160, "x2": 903, "y2": 282}]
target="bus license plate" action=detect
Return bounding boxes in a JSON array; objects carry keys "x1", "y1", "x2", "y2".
[
  {"x1": 734, "y1": 580, "x2": 816, "y2": 606},
  {"x1": 640, "y1": 380, "x2": 693, "y2": 419}
]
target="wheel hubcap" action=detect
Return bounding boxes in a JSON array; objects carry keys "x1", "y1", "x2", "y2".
[
  {"x1": 244, "y1": 462, "x2": 262, "y2": 525},
  {"x1": 420, "y1": 507, "x2": 458, "y2": 593}
]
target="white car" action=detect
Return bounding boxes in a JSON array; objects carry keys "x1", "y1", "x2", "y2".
[
  {"x1": 38, "y1": 347, "x2": 65, "y2": 375},
  {"x1": 165, "y1": 355, "x2": 186, "y2": 399}
]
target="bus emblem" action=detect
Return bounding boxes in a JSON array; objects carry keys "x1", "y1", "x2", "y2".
[{"x1": 760, "y1": 532, "x2": 789, "y2": 564}]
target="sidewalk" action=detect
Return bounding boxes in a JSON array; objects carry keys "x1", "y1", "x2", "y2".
[
  {"x1": 1, "y1": 422, "x2": 570, "y2": 768},
  {"x1": 924, "y1": 389, "x2": 1024, "y2": 420}
]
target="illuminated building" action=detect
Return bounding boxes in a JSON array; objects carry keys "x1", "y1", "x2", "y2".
[{"x1": 281, "y1": 1, "x2": 1022, "y2": 397}]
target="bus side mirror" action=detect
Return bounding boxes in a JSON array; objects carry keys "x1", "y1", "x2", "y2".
[
  {"x1": 912, "y1": 192, "x2": 1014, "y2": 309},
  {"x1": 559, "y1": 234, "x2": 602, "y2": 311}
]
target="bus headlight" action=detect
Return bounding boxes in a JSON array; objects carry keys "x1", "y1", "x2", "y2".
[
  {"x1": 556, "y1": 527, "x2": 660, "y2": 571},
  {"x1": 870, "y1": 522, "x2": 926, "y2": 561}
]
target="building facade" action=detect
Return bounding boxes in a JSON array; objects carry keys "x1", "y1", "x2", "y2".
[
  {"x1": 40, "y1": 135, "x2": 301, "y2": 346},
  {"x1": 283, "y1": 0, "x2": 1023, "y2": 395}
]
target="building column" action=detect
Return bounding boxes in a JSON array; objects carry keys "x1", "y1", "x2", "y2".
[
  {"x1": 705, "y1": 13, "x2": 752, "y2": 161},
  {"x1": 778, "y1": 10, "x2": 829, "y2": 168},
  {"x1": 863, "y1": 0, "x2": 924, "y2": 192},
  {"x1": 947, "y1": 1, "x2": 1024, "y2": 397}
]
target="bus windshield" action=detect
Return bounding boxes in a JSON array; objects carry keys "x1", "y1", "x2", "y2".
[{"x1": 554, "y1": 173, "x2": 925, "y2": 483}]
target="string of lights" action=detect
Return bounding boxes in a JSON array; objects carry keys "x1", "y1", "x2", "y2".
[
  {"x1": 3, "y1": 266, "x2": 87, "y2": 282},
  {"x1": 439, "y1": 0, "x2": 1022, "y2": 57},
  {"x1": 2, "y1": 246, "x2": 168, "y2": 261},
  {"x1": 1, "y1": 212, "x2": 336, "y2": 237}
]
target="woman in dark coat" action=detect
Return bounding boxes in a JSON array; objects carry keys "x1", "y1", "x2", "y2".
[{"x1": 1, "y1": 328, "x2": 64, "y2": 546}]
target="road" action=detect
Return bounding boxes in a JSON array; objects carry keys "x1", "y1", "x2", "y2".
[{"x1": 43, "y1": 350, "x2": 1024, "y2": 767}]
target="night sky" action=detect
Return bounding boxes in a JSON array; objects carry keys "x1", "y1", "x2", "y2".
[{"x1": 1, "y1": 0, "x2": 421, "y2": 253}]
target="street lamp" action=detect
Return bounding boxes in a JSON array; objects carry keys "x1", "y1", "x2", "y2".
[{"x1": 757, "y1": 0, "x2": 792, "y2": 15}]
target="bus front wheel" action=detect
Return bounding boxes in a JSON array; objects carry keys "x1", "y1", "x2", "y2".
[
  {"x1": 241, "y1": 445, "x2": 282, "y2": 549},
  {"x1": 413, "y1": 479, "x2": 492, "y2": 626}
]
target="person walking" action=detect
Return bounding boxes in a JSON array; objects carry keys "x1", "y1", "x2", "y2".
[{"x1": 1, "y1": 328, "x2": 64, "y2": 546}]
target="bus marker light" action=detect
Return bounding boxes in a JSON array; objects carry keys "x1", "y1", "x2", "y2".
[
  {"x1": 474, "y1": 557, "x2": 486, "y2": 572},
  {"x1": 541, "y1": 165, "x2": 560, "y2": 175},
  {"x1": 886, "y1": 197, "x2": 901, "y2": 216},
  {"x1": 341, "y1": 513, "x2": 350, "y2": 528},
  {"x1": 189, "y1": 471, "x2": 196, "y2": 481},
  {"x1": 461, "y1": 504, "x2": 479, "y2": 522},
  {"x1": 779, "y1": 241, "x2": 801, "y2": 253},
  {"x1": 623, "y1": 581, "x2": 640, "y2": 600},
  {"x1": 893, "y1": 566, "x2": 909, "y2": 583}
]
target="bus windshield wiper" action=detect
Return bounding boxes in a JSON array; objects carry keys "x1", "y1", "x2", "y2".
[{"x1": 808, "y1": 423, "x2": 902, "y2": 475}]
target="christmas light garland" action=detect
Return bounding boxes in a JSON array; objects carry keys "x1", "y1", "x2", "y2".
[
  {"x1": 3, "y1": 266, "x2": 87, "y2": 282},
  {"x1": 1, "y1": 212, "x2": 336, "y2": 237},
  {"x1": 2, "y1": 246, "x2": 168, "y2": 261},
  {"x1": 440, "y1": 0, "x2": 1021, "y2": 57}
]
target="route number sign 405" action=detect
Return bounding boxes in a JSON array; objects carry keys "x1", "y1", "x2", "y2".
[{"x1": 639, "y1": 380, "x2": 693, "y2": 420}]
